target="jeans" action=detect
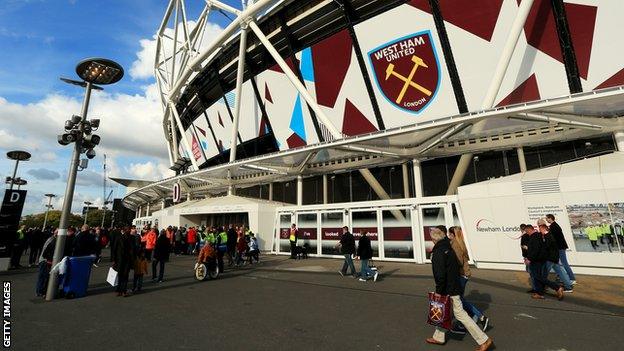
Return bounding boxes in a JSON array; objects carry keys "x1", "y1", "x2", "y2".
[
  {"x1": 133, "y1": 274, "x2": 144, "y2": 291},
  {"x1": 558, "y1": 250, "x2": 576, "y2": 281},
  {"x1": 152, "y1": 260, "x2": 165, "y2": 281},
  {"x1": 529, "y1": 262, "x2": 560, "y2": 294},
  {"x1": 341, "y1": 254, "x2": 356, "y2": 275},
  {"x1": 546, "y1": 261, "x2": 572, "y2": 290},
  {"x1": 35, "y1": 261, "x2": 50, "y2": 296},
  {"x1": 360, "y1": 259, "x2": 375, "y2": 279},
  {"x1": 433, "y1": 295, "x2": 489, "y2": 345},
  {"x1": 525, "y1": 263, "x2": 537, "y2": 291},
  {"x1": 458, "y1": 276, "x2": 483, "y2": 321}
]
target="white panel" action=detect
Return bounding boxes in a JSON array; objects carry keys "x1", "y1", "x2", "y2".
[
  {"x1": 192, "y1": 114, "x2": 219, "y2": 160},
  {"x1": 205, "y1": 99, "x2": 233, "y2": 152},
  {"x1": 354, "y1": 5, "x2": 459, "y2": 128}
]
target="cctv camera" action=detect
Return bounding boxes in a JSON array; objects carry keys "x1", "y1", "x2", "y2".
[
  {"x1": 86, "y1": 148, "x2": 96, "y2": 159},
  {"x1": 58, "y1": 133, "x2": 76, "y2": 146}
]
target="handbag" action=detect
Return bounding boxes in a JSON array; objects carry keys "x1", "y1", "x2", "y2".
[
  {"x1": 427, "y1": 292, "x2": 453, "y2": 330},
  {"x1": 107, "y1": 267, "x2": 119, "y2": 287}
]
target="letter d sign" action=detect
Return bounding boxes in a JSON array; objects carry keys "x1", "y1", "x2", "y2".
[{"x1": 9, "y1": 192, "x2": 20, "y2": 203}]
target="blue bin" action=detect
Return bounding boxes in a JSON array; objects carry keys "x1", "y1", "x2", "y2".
[{"x1": 62, "y1": 256, "x2": 95, "y2": 298}]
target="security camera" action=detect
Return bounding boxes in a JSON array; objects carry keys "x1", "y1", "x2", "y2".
[
  {"x1": 90, "y1": 119, "x2": 100, "y2": 129},
  {"x1": 70, "y1": 115, "x2": 81, "y2": 124},
  {"x1": 64, "y1": 120, "x2": 74, "y2": 131},
  {"x1": 86, "y1": 148, "x2": 96, "y2": 159},
  {"x1": 58, "y1": 133, "x2": 76, "y2": 145}
]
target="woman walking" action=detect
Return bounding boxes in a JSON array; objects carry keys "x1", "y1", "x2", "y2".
[{"x1": 152, "y1": 229, "x2": 170, "y2": 283}]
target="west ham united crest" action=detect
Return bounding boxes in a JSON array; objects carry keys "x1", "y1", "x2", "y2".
[{"x1": 368, "y1": 31, "x2": 441, "y2": 114}]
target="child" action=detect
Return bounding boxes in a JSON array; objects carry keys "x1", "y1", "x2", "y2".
[
  {"x1": 133, "y1": 250, "x2": 148, "y2": 293},
  {"x1": 247, "y1": 233, "x2": 259, "y2": 264}
]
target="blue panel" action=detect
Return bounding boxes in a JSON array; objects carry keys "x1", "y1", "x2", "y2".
[
  {"x1": 289, "y1": 95, "x2": 306, "y2": 141},
  {"x1": 300, "y1": 47, "x2": 315, "y2": 82},
  {"x1": 224, "y1": 91, "x2": 236, "y2": 107}
]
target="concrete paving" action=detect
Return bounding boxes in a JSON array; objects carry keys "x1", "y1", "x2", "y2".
[{"x1": 3, "y1": 251, "x2": 624, "y2": 351}]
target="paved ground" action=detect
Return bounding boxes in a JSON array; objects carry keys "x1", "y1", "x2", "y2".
[{"x1": 3, "y1": 251, "x2": 624, "y2": 351}]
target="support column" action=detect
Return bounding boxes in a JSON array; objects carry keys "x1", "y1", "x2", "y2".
[
  {"x1": 322, "y1": 174, "x2": 328, "y2": 204},
  {"x1": 161, "y1": 199, "x2": 166, "y2": 211},
  {"x1": 186, "y1": 193, "x2": 191, "y2": 202},
  {"x1": 228, "y1": 186, "x2": 234, "y2": 196},
  {"x1": 297, "y1": 176, "x2": 303, "y2": 206},
  {"x1": 268, "y1": 183, "x2": 273, "y2": 201},
  {"x1": 446, "y1": 0, "x2": 535, "y2": 195},
  {"x1": 517, "y1": 146, "x2": 528, "y2": 172},
  {"x1": 137, "y1": 205, "x2": 141, "y2": 218},
  {"x1": 402, "y1": 163, "x2": 410, "y2": 198},
  {"x1": 615, "y1": 131, "x2": 624, "y2": 151},
  {"x1": 146, "y1": 202, "x2": 150, "y2": 217},
  {"x1": 412, "y1": 159, "x2": 423, "y2": 198},
  {"x1": 229, "y1": 21, "x2": 248, "y2": 163}
]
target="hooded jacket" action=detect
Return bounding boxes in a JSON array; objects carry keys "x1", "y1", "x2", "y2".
[{"x1": 431, "y1": 237, "x2": 461, "y2": 296}]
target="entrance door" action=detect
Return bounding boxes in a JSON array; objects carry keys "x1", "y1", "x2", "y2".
[
  {"x1": 381, "y1": 208, "x2": 415, "y2": 260},
  {"x1": 278, "y1": 213, "x2": 292, "y2": 254},
  {"x1": 351, "y1": 210, "x2": 380, "y2": 258},
  {"x1": 321, "y1": 211, "x2": 344, "y2": 256},
  {"x1": 297, "y1": 213, "x2": 319, "y2": 255},
  {"x1": 418, "y1": 205, "x2": 451, "y2": 262}
]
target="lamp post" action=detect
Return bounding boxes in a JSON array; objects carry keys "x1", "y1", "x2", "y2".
[
  {"x1": 42, "y1": 194, "x2": 56, "y2": 229},
  {"x1": 6, "y1": 151, "x2": 31, "y2": 190},
  {"x1": 46, "y1": 58, "x2": 123, "y2": 301},
  {"x1": 110, "y1": 210, "x2": 117, "y2": 229},
  {"x1": 83, "y1": 201, "x2": 93, "y2": 225}
]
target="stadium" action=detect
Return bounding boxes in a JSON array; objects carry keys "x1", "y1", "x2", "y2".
[{"x1": 117, "y1": 0, "x2": 624, "y2": 276}]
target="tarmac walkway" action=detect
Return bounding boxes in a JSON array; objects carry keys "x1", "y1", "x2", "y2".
[{"x1": 4, "y1": 252, "x2": 624, "y2": 350}]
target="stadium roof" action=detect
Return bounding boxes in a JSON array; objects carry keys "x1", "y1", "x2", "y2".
[{"x1": 123, "y1": 86, "x2": 624, "y2": 210}]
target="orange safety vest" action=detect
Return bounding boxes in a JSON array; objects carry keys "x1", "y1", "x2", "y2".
[{"x1": 146, "y1": 231, "x2": 157, "y2": 250}]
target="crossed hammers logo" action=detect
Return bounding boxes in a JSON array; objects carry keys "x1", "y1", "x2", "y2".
[
  {"x1": 430, "y1": 306, "x2": 443, "y2": 322},
  {"x1": 385, "y1": 55, "x2": 432, "y2": 104}
]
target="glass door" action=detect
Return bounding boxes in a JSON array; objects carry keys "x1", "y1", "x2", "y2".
[
  {"x1": 321, "y1": 211, "x2": 345, "y2": 256},
  {"x1": 381, "y1": 208, "x2": 414, "y2": 260},
  {"x1": 418, "y1": 205, "x2": 449, "y2": 262},
  {"x1": 351, "y1": 210, "x2": 380, "y2": 258},
  {"x1": 297, "y1": 212, "x2": 319, "y2": 255},
  {"x1": 278, "y1": 213, "x2": 292, "y2": 254}
]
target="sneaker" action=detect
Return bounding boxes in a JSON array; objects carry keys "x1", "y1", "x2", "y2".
[
  {"x1": 531, "y1": 293, "x2": 545, "y2": 300},
  {"x1": 338, "y1": 271, "x2": 344, "y2": 277},
  {"x1": 479, "y1": 316, "x2": 490, "y2": 332},
  {"x1": 158, "y1": 280, "x2": 164, "y2": 283},
  {"x1": 373, "y1": 272, "x2": 379, "y2": 282},
  {"x1": 358, "y1": 278, "x2": 367, "y2": 282},
  {"x1": 563, "y1": 289, "x2": 573, "y2": 293},
  {"x1": 571, "y1": 280, "x2": 577, "y2": 285}
]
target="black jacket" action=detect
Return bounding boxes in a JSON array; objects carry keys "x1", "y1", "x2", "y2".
[
  {"x1": 72, "y1": 231, "x2": 97, "y2": 257},
  {"x1": 339, "y1": 232, "x2": 356, "y2": 255},
  {"x1": 431, "y1": 237, "x2": 461, "y2": 296},
  {"x1": 153, "y1": 234, "x2": 171, "y2": 261},
  {"x1": 549, "y1": 222, "x2": 568, "y2": 250},
  {"x1": 527, "y1": 233, "x2": 558, "y2": 263},
  {"x1": 227, "y1": 228, "x2": 237, "y2": 248},
  {"x1": 520, "y1": 233, "x2": 530, "y2": 258},
  {"x1": 357, "y1": 235, "x2": 373, "y2": 259},
  {"x1": 112, "y1": 233, "x2": 134, "y2": 274}
]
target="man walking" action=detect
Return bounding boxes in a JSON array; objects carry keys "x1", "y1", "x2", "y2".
[
  {"x1": 337, "y1": 226, "x2": 356, "y2": 277},
  {"x1": 526, "y1": 224, "x2": 564, "y2": 300},
  {"x1": 425, "y1": 228, "x2": 493, "y2": 350},
  {"x1": 546, "y1": 214, "x2": 576, "y2": 285}
]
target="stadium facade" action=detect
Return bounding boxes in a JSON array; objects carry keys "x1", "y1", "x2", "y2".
[{"x1": 119, "y1": 0, "x2": 624, "y2": 276}]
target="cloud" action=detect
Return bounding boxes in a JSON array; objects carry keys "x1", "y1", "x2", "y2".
[
  {"x1": 27, "y1": 168, "x2": 60, "y2": 180},
  {"x1": 126, "y1": 161, "x2": 172, "y2": 180},
  {"x1": 75, "y1": 169, "x2": 103, "y2": 187},
  {"x1": 130, "y1": 20, "x2": 224, "y2": 80}
]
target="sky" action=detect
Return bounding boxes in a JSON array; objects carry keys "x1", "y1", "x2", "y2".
[{"x1": 0, "y1": 0, "x2": 243, "y2": 215}]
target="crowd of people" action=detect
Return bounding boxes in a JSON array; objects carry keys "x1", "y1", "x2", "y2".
[
  {"x1": 520, "y1": 214, "x2": 577, "y2": 300},
  {"x1": 27, "y1": 222, "x2": 260, "y2": 298}
]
